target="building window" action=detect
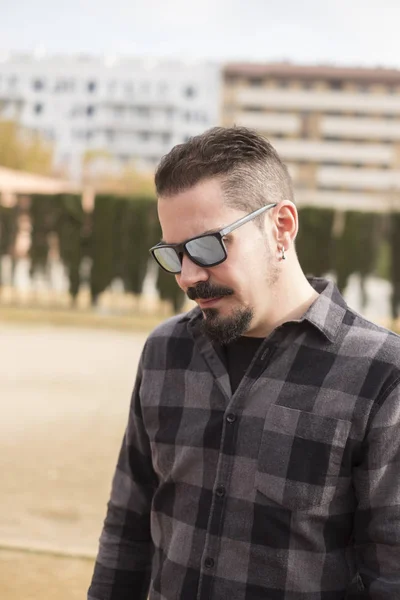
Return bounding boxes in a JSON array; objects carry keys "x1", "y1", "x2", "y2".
[
  {"x1": 106, "y1": 130, "x2": 115, "y2": 142},
  {"x1": 87, "y1": 81, "x2": 97, "y2": 93},
  {"x1": 249, "y1": 77, "x2": 264, "y2": 86},
  {"x1": 243, "y1": 105, "x2": 263, "y2": 112},
  {"x1": 138, "y1": 131, "x2": 150, "y2": 141},
  {"x1": 225, "y1": 74, "x2": 237, "y2": 85},
  {"x1": 184, "y1": 85, "x2": 196, "y2": 98},
  {"x1": 329, "y1": 80, "x2": 343, "y2": 90},
  {"x1": 137, "y1": 106, "x2": 150, "y2": 118},
  {"x1": 34, "y1": 103, "x2": 43, "y2": 114},
  {"x1": 33, "y1": 79, "x2": 44, "y2": 91},
  {"x1": 87, "y1": 105, "x2": 95, "y2": 117},
  {"x1": 125, "y1": 82, "x2": 134, "y2": 94},
  {"x1": 55, "y1": 79, "x2": 75, "y2": 92}
]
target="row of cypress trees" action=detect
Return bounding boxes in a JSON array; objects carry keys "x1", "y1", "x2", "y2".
[
  {"x1": 0, "y1": 194, "x2": 399, "y2": 317},
  {"x1": 296, "y1": 207, "x2": 400, "y2": 317},
  {"x1": 0, "y1": 193, "x2": 187, "y2": 312}
]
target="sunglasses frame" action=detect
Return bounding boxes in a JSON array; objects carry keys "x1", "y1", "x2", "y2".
[{"x1": 149, "y1": 202, "x2": 278, "y2": 274}]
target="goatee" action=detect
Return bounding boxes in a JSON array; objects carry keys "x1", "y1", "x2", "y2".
[{"x1": 200, "y1": 306, "x2": 254, "y2": 345}]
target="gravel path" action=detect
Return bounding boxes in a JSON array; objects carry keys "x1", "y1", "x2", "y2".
[{"x1": 1, "y1": 325, "x2": 148, "y2": 598}]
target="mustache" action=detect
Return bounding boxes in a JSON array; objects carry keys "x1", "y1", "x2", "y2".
[{"x1": 187, "y1": 282, "x2": 234, "y2": 301}]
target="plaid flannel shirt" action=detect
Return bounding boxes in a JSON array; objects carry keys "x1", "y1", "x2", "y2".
[{"x1": 88, "y1": 278, "x2": 400, "y2": 599}]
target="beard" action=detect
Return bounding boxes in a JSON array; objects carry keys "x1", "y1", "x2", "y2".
[
  {"x1": 186, "y1": 235, "x2": 280, "y2": 345},
  {"x1": 187, "y1": 281, "x2": 254, "y2": 345},
  {"x1": 199, "y1": 305, "x2": 254, "y2": 345}
]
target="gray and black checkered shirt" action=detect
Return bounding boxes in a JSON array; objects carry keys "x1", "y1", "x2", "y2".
[{"x1": 88, "y1": 278, "x2": 400, "y2": 599}]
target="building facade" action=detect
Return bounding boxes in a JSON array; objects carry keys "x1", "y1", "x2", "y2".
[
  {"x1": 222, "y1": 63, "x2": 400, "y2": 212},
  {"x1": 0, "y1": 53, "x2": 221, "y2": 179}
]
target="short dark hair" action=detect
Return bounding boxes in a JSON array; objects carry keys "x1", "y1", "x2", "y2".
[{"x1": 155, "y1": 126, "x2": 294, "y2": 211}]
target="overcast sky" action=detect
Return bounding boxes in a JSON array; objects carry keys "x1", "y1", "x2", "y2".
[{"x1": 1, "y1": 0, "x2": 400, "y2": 68}]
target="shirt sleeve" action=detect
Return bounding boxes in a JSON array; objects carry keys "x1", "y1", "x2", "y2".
[
  {"x1": 88, "y1": 348, "x2": 158, "y2": 600},
  {"x1": 352, "y1": 380, "x2": 400, "y2": 598}
]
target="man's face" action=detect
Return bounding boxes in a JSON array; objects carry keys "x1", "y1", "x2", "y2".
[{"x1": 157, "y1": 178, "x2": 280, "y2": 342}]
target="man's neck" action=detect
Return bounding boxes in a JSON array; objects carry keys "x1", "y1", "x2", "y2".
[{"x1": 245, "y1": 269, "x2": 320, "y2": 339}]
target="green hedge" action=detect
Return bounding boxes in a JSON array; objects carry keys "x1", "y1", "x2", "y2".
[
  {"x1": 390, "y1": 213, "x2": 400, "y2": 319},
  {"x1": 90, "y1": 194, "x2": 161, "y2": 305},
  {"x1": 334, "y1": 211, "x2": 383, "y2": 295},
  {"x1": 58, "y1": 195, "x2": 85, "y2": 301},
  {"x1": 20, "y1": 196, "x2": 400, "y2": 317},
  {"x1": 29, "y1": 194, "x2": 84, "y2": 300},
  {"x1": 296, "y1": 207, "x2": 335, "y2": 277},
  {"x1": 0, "y1": 204, "x2": 18, "y2": 285}
]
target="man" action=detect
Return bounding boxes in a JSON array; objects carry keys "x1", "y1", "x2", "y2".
[{"x1": 88, "y1": 127, "x2": 400, "y2": 599}]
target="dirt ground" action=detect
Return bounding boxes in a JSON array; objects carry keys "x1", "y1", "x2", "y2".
[
  {"x1": 0, "y1": 324, "x2": 148, "y2": 599},
  {"x1": 0, "y1": 549, "x2": 95, "y2": 600}
]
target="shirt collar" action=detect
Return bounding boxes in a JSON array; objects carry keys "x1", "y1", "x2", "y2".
[{"x1": 300, "y1": 277, "x2": 348, "y2": 343}]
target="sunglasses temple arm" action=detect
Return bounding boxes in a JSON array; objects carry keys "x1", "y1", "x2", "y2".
[{"x1": 219, "y1": 203, "x2": 277, "y2": 237}]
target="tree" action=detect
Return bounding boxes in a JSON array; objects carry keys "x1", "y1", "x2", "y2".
[
  {"x1": 334, "y1": 212, "x2": 382, "y2": 305},
  {"x1": 89, "y1": 195, "x2": 116, "y2": 305},
  {"x1": 29, "y1": 195, "x2": 58, "y2": 276},
  {"x1": 57, "y1": 195, "x2": 85, "y2": 302},
  {"x1": 0, "y1": 204, "x2": 18, "y2": 285},
  {"x1": 82, "y1": 150, "x2": 155, "y2": 196},
  {"x1": 390, "y1": 212, "x2": 400, "y2": 320},
  {"x1": 296, "y1": 207, "x2": 335, "y2": 277},
  {"x1": 0, "y1": 119, "x2": 53, "y2": 175}
]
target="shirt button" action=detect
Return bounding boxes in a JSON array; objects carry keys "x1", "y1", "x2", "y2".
[
  {"x1": 226, "y1": 413, "x2": 236, "y2": 424},
  {"x1": 204, "y1": 557, "x2": 214, "y2": 569},
  {"x1": 216, "y1": 485, "x2": 226, "y2": 498}
]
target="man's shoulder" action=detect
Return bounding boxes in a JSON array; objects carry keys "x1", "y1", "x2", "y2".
[
  {"x1": 342, "y1": 307, "x2": 400, "y2": 368},
  {"x1": 146, "y1": 306, "x2": 199, "y2": 343},
  {"x1": 140, "y1": 307, "x2": 201, "y2": 371}
]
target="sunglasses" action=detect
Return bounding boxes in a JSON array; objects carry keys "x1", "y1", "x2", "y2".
[{"x1": 149, "y1": 202, "x2": 277, "y2": 274}]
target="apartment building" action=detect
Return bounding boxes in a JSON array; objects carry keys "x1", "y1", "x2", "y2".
[
  {"x1": 0, "y1": 53, "x2": 221, "y2": 179},
  {"x1": 222, "y1": 63, "x2": 400, "y2": 212}
]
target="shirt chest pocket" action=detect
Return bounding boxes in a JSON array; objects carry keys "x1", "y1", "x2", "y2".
[{"x1": 255, "y1": 404, "x2": 351, "y2": 511}]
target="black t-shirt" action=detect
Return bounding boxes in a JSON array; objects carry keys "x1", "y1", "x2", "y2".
[{"x1": 216, "y1": 336, "x2": 265, "y2": 394}]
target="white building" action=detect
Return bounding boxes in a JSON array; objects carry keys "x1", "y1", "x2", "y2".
[{"x1": 0, "y1": 53, "x2": 221, "y2": 179}]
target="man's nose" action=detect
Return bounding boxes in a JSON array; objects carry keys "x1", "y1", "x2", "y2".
[{"x1": 176, "y1": 253, "x2": 209, "y2": 290}]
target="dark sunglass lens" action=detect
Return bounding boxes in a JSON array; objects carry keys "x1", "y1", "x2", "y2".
[
  {"x1": 186, "y1": 236, "x2": 226, "y2": 266},
  {"x1": 153, "y1": 247, "x2": 182, "y2": 273}
]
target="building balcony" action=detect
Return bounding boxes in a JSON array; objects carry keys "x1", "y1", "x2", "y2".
[
  {"x1": 321, "y1": 115, "x2": 400, "y2": 140},
  {"x1": 269, "y1": 138, "x2": 394, "y2": 165},
  {"x1": 235, "y1": 88, "x2": 400, "y2": 115}
]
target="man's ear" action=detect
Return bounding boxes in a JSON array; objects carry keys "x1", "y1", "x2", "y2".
[{"x1": 273, "y1": 201, "x2": 298, "y2": 249}]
